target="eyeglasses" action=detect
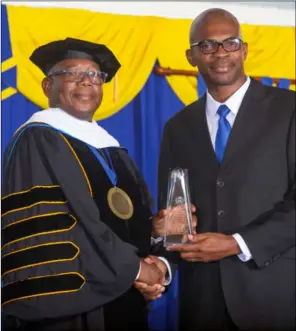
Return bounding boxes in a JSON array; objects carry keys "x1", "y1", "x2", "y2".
[
  {"x1": 190, "y1": 37, "x2": 243, "y2": 54},
  {"x1": 48, "y1": 70, "x2": 108, "y2": 85}
]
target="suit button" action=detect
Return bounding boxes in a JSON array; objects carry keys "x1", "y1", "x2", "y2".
[
  {"x1": 217, "y1": 180, "x2": 224, "y2": 187},
  {"x1": 273, "y1": 253, "x2": 280, "y2": 260},
  {"x1": 218, "y1": 210, "x2": 225, "y2": 217}
]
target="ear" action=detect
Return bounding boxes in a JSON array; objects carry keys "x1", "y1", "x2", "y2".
[
  {"x1": 242, "y1": 42, "x2": 248, "y2": 61},
  {"x1": 186, "y1": 48, "x2": 195, "y2": 67},
  {"x1": 41, "y1": 77, "x2": 53, "y2": 98}
]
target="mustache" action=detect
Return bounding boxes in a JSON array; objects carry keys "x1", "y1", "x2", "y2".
[
  {"x1": 210, "y1": 60, "x2": 235, "y2": 68},
  {"x1": 73, "y1": 89, "x2": 97, "y2": 97}
]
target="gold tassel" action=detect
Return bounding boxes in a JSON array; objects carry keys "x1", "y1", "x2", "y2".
[{"x1": 113, "y1": 73, "x2": 118, "y2": 102}]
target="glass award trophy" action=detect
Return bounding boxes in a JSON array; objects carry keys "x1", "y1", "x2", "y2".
[{"x1": 164, "y1": 168, "x2": 194, "y2": 247}]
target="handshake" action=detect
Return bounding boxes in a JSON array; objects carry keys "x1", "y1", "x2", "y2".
[
  {"x1": 134, "y1": 255, "x2": 167, "y2": 301},
  {"x1": 133, "y1": 205, "x2": 197, "y2": 301}
]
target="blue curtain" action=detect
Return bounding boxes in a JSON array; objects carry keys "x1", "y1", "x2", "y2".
[{"x1": 99, "y1": 67, "x2": 185, "y2": 209}]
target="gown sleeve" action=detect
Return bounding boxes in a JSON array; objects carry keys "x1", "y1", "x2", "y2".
[
  {"x1": 1, "y1": 125, "x2": 140, "y2": 321},
  {"x1": 118, "y1": 149, "x2": 180, "y2": 265}
]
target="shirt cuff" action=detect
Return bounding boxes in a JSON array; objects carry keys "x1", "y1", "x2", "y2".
[
  {"x1": 157, "y1": 257, "x2": 172, "y2": 286},
  {"x1": 135, "y1": 261, "x2": 141, "y2": 280},
  {"x1": 232, "y1": 233, "x2": 253, "y2": 262},
  {"x1": 150, "y1": 236, "x2": 163, "y2": 245}
]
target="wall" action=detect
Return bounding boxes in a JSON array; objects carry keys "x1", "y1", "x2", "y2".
[{"x1": 3, "y1": 1, "x2": 295, "y2": 26}]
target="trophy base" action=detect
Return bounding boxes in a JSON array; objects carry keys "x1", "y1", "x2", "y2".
[{"x1": 164, "y1": 234, "x2": 190, "y2": 247}]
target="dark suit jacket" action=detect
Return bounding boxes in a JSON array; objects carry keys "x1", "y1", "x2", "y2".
[{"x1": 158, "y1": 79, "x2": 295, "y2": 330}]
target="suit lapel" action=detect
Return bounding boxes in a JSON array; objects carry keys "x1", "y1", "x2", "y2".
[
  {"x1": 220, "y1": 79, "x2": 269, "y2": 171},
  {"x1": 188, "y1": 95, "x2": 219, "y2": 168}
]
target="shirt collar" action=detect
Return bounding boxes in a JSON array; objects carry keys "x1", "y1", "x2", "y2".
[{"x1": 206, "y1": 76, "x2": 251, "y2": 117}]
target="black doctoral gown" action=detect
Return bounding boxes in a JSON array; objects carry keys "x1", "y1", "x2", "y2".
[{"x1": 1, "y1": 124, "x2": 163, "y2": 331}]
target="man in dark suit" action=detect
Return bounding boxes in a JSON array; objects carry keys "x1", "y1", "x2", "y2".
[{"x1": 158, "y1": 8, "x2": 295, "y2": 331}]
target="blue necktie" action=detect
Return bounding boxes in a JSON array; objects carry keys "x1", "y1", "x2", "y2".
[{"x1": 215, "y1": 105, "x2": 231, "y2": 164}]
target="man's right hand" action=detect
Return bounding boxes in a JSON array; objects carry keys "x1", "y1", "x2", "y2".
[
  {"x1": 134, "y1": 256, "x2": 167, "y2": 301},
  {"x1": 137, "y1": 259, "x2": 163, "y2": 286}
]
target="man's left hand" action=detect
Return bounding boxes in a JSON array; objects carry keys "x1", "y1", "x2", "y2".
[
  {"x1": 167, "y1": 233, "x2": 241, "y2": 262},
  {"x1": 152, "y1": 205, "x2": 197, "y2": 237},
  {"x1": 134, "y1": 282, "x2": 165, "y2": 301}
]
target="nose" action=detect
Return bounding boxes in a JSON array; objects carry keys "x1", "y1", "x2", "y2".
[
  {"x1": 215, "y1": 44, "x2": 229, "y2": 57},
  {"x1": 79, "y1": 74, "x2": 92, "y2": 86}
]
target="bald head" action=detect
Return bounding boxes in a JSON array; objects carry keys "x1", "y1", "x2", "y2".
[
  {"x1": 185, "y1": 8, "x2": 247, "y2": 95},
  {"x1": 189, "y1": 8, "x2": 242, "y2": 44}
]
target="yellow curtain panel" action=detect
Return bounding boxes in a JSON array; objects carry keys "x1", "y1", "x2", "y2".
[{"x1": 6, "y1": 5, "x2": 296, "y2": 120}]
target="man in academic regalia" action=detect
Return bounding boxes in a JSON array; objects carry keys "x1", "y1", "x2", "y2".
[{"x1": 1, "y1": 38, "x2": 174, "y2": 331}]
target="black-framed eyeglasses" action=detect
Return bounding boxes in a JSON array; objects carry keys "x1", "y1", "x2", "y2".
[
  {"x1": 48, "y1": 70, "x2": 108, "y2": 85},
  {"x1": 190, "y1": 37, "x2": 243, "y2": 54}
]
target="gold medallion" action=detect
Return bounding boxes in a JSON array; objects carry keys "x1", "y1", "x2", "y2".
[{"x1": 107, "y1": 187, "x2": 134, "y2": 220}]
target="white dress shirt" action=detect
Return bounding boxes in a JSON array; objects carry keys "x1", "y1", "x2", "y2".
[{"x1": 205, "y1": 76, "x2": 253, "y2": 262}]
